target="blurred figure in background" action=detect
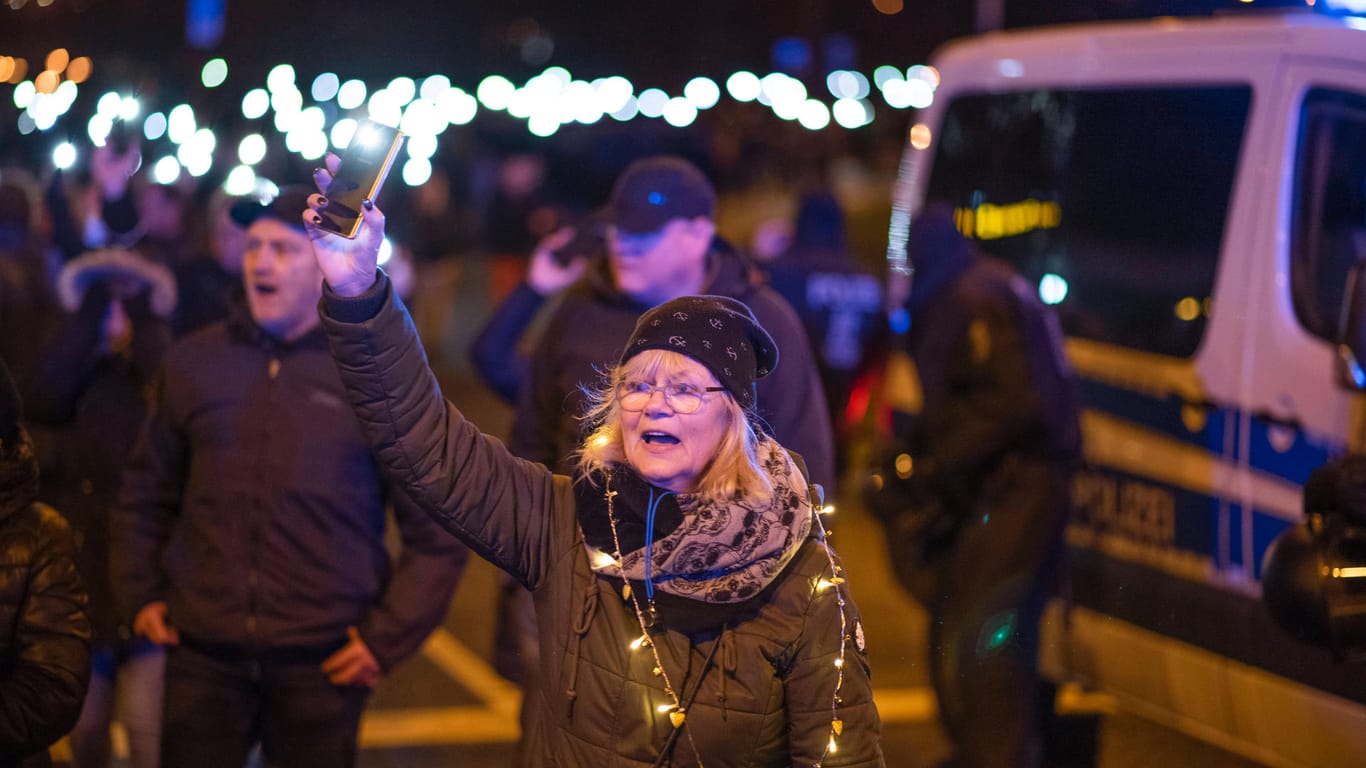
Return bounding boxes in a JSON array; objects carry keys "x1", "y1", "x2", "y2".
[
  {"x1": 0, "y1": 354, "x2": 92, "y2": 768},
  {"x1": 765, "y1": 191, "x2": 883, "y2": 484},
  {"x1": 168, "y1": 189, "x2": 247, "y2": 337},
  {"x1": 111, "y1": 186, "x2": 467, "y2": 768},
  {"x1": 0, "y1": 178, "x2": 62, "y2": 379},
  {"x1": 23, "y1": 248, "x2": 176, "y2": 768},
  {"x1": 483, "y1": 153, "x2": 559, "y2": 302},
  {"x1": 872, "y1": 202, "x2": 1081, "y2": 768}
]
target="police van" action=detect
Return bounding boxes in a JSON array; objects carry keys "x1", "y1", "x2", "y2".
[{"x1": 885, "y1": 4, "x2": 1366, "y2": 766}]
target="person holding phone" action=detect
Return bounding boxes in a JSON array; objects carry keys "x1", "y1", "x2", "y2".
[
  {"x1": 465, "y1": 158, "x2": 838, "y2": 748},
  {"x1": 301, "y1": 161, "x2": 884, "y2": 767},
  {"x1": 112, "y1": 185, "x2": 468, "y2": 768}
]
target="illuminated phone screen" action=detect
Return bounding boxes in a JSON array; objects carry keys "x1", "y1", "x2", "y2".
[{"x1": 319, "y1": 121, "x2": 405, "y2": 239}]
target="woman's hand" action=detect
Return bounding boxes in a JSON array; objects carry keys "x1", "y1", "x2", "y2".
[{"x1": 303, "y1": 154, "x2": 386, "y2": 298}]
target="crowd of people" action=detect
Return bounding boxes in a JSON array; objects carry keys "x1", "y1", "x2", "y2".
[{"x1": 0, "y1": 119, "x2": 1081, "y2": 768}]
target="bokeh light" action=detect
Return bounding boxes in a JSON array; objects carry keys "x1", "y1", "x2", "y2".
[
  {"x1": 337, "y1": 79, "x2": 367, "y2": 110},
  {"x1": 13, "y1": 81, "x2": 36, "y2": 110},
  {"x1": 201, "y1": 58, "x2": 228, "y2": 88},
  {"x1": 683, "y1": 77, "x2": 720, "y2": 110},
  {"x1": 311, "y1": 72, "x2": 341, "y2": 102},
  {"x1": 662, "y1": 97, "x2": 698, "y2": 127},
  {"x1": 402, "y1": 157, "x2": 433, "y2": 186},
  {"x1": 167, "y1": 104, "x2": 197, "y2": 144},
  {"x1": 637, "y1": 88, "x2": 668, "y2": 118},
  {"x1": 238, "y1": 133, "x2": 267, "y2": 165},
  {"x1": 420, "y1": 74, "x2": 451, "y2": 101},
  {"x1": 52, "y1": 141, "x2": 77, "y2": 170},
  {"x1": 153, "y1": 156, "x2": 182, "y2": 185},
  {"x1": 143, "y1": 112, "x2": 168, "y2": 141},
  {"x1": 386, "y1": 76, "x2": 417, "y2": 107},
  {"x1": 476, "y1": 75, "x2": 515, "y2": 110},
  {"x1": 798, "y1": 99, "x2": 831, "y2": 130},
  {"x1": 726, "y1": 71, "x2": 761, "y2": 102},
  {"x1": 46, "y1": 48, "x2": 69, "y2": 73},
  {"x1": 909, "y1": 123, "x2": 932, "y2": 150},
  {"x1": 1039, "y1": 274, "x2": 1068, "y2": 305},
  {"x1": 224, "y1": 165, "x2": 257, "y2": 196},
  {"x1": 242, "y1": 89, "x2": 270, "y2": 119},
  {"x1": 66, "y1": 57, "x2": 92, "y2": 83},
  {"x1": 266, "y1": 64, "x2": 296, "y2": 92},
  {"x1": 330, "y1": 118, "x2": 359, "y2": 149}
]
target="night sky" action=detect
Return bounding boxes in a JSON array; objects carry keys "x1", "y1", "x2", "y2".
[{"x1": 1, "y1": 0, "x2": 974, "y2": 93}]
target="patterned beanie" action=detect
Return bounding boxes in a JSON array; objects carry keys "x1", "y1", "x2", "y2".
[{"x1": 620, "y1": 295, "x2": 778, "y2": 408}]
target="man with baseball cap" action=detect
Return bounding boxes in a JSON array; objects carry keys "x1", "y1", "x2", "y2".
[
  {"x1": 481, "y1": 155, "x2": 834, "y2": 486},
  {"x1": 468, "y1": 156, "x2": 835, "y2": 737},
  {"x1": 113, "y1": 184, "x2": 467, "y2": 767}
]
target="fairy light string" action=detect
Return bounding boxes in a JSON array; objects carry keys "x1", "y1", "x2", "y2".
[
  {"x1": 603, "y1": 479, "x2": 707, "y2": 765},
  {"x1": 600, "y1": 471, "x2": 855, "y2": 768},
  {"x1": 810, "y1": 496, "x2": 850, "y2": 766}
]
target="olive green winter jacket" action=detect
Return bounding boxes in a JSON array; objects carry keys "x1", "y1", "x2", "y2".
[{"x1": 319, "y1": 275, "x2": 884, "y2": 767}]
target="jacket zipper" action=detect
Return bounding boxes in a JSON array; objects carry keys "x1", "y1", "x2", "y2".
[{"x1": 246, "y1": 354, "x2": 282, "y2": 649}]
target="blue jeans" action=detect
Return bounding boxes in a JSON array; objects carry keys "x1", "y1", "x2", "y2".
[
  {"x1": 69, "y1": 641, "x2": 166, "y2": 768},
  {"x1": 160, "y1": 639, "x2": 368, "y2": 768}
]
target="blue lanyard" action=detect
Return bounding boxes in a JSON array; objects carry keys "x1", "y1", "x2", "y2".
[{"x1": 643, "y1": 486, "x2": 675, "y2": 602}]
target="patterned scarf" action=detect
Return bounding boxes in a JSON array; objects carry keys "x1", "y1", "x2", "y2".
[{"x1": 578, "y1": 438, "x2": 813, "y2": 604}]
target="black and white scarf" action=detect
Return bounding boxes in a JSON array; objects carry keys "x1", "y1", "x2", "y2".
[{"x1": 577, "y1": 438, "x2": 813, "y2": 605}]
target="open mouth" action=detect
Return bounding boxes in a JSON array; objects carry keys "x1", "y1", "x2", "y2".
[
  {"x1": 253, "y1": 284, "x2": 279, "y2": 296},
  {"x1": 642, "y1": 431, "x2": 679, "y2": 445}
]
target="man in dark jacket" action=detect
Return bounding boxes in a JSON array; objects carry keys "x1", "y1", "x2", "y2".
[
  {"x1": 877, "y1": 202, "x2": 1082, "y2": 768},
  {"x1": 0, "y1": 355, "x2": 92, "y2": 768},
  {"x1": 111, "y1": 187, "x2": 467, "y2": 768},
  {"x1": 480, "y1": 157, "x2": 835, "y2": 488}
]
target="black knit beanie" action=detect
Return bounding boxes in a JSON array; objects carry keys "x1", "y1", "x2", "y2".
[{"x1": 620, "y1": 295, "x2": 778, "y2": 409}]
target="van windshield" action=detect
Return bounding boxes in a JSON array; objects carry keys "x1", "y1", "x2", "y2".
[{"x1": 924, "y1": 86, "x2": 1252, "y2": 358}]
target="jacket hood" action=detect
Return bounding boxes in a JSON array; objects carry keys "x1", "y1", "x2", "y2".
[
  {"x1": 905, "y1": 204, "x2": 975, "y2": 315},
  {"x1": 0, "y1": 425, "x2": 40, "y2": 524},
  {"x1": 581, "y1": 236, "x2": 765, "y2": 311}
]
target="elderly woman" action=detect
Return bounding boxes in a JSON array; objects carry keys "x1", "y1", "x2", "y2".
[{"x1": 303, "y1": 180, "x2": 883, "y2": 767}]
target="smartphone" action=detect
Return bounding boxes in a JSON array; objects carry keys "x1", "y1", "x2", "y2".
[
  {"x1": 551, "y1": 208, "x2": 608, "y2": 265},
  {"x1": 318, "y1": 120, "x2": 405, "y2": 239}
]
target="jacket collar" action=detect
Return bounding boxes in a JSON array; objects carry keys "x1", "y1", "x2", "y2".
[{"x1": 582, "y1": 236, "x2": 764, "y2": 311}]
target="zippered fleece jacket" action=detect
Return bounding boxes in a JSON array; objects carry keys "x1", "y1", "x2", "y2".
[
  {"x1": 112, "y1": 302, "x2": 466, "y2": 668},
  {"x1": 318, "y1": 274, "x2": 884, "y2": 767}
]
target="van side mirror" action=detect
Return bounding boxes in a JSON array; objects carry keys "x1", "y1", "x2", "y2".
[{"x1": 1336, "y1": 263, "x2": 1366, "y2": 391}]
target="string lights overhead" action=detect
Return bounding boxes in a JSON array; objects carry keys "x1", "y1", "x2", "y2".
[{"x1": 4, "y1": 49, "x2": 938, "y2": 194}]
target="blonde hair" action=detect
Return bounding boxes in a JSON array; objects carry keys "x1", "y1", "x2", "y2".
[{"x1": 574, "y1": 349, "x2": 773, "y2": 502}]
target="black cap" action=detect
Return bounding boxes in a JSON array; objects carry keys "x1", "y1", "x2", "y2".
[
  {"x1": 609, "y1": 156, "x2": 716, "y2": 235},
  {"x1": 620, "y1": 295, "x2": 778, "y2": 409},
  {"x1": 229, "y1": 184, "x2": 314, "y2": 232}
]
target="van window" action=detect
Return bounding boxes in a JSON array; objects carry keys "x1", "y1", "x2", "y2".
[
  {"x1": 1291, "y1": 88, "x2": 1366, "y2": 342},
  {"x1": 924, "y1": 86, "x2": 1251, "y2": 357}
]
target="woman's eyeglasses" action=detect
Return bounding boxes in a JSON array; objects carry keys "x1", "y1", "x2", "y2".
[{"x1": 617, "y1": 380, "x2": 726, "y2": 414}]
